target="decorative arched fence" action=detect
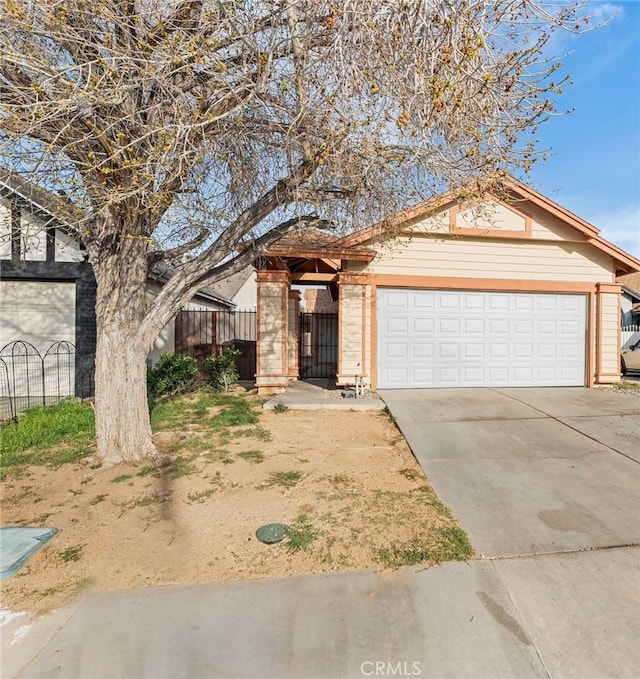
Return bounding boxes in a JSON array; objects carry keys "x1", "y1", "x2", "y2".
[{"x1": 0, "y1": 341, "x2": 94, "y2": 422}]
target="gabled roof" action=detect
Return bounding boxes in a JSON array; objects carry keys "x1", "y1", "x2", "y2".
[
  {"x1": 618, "y1": 272, "x2": 640, "y2": 294},
  {"x1": 336, "y1": 177, "x2": 640, "y2": 275},
  {"x1": 621, "y1": 286, "x2": 640, "y2": 304},
  {"x1": 266, "y1": 228, "x2": 375, "y2": 262},
  {"x1": 211, "y1": 267, "x2": 254, "y2": 301},
  {"x1": 0, "y1": 168, "x2": 81, "y2": 228},
  {"x1": 0, "y1": 168, "x2": 237, "y2": 308},
  {"x1": 148, "y1": 262, "x2": 235, "y2": 308}
]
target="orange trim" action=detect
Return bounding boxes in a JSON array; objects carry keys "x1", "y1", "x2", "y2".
[
  {"x1": 281, "y1": 280, "x2": 287, "y2": 375},
  {"x1": 339, "y1": 273, "x2": 372, "y2": 285},
  {"x1": 266, "y1": 246, "x2": 375, "y2": 261},
  {"x1": 361, "y1": 286, "x2": 367, "y2": 378},
  {"x1": 291, "y1": 272, "x2": 338, "y2": 282},
  {"x1": 593, "y1": 284, "x2": 623, "y2": 383},
  {"x1": 337, "y1": 281, "x2": 343, "y2": 377},
  {"x1": 449, "y1": 202, "x2": 532, "y2": 239},
  {"x1": 336, "y1": 193, "x2": 456, "y2": 248},
  {"x1": 335, "y1": 177, "x2": 640, "y2": 273},
  {"x1": 255, "y1": 278, "x2": 262, "y2": 378},
  {"x1": 596, "y1": 282, "x2": 622, "y2": 293},
  {"x1": 587, "y1": 292, "x2": 595, "y2": 387},
  {"x1": 256, "y1": 270, "x2": 290, "y2": 283},
  {"x1": 595, "y1": 290, "x2": 603, "y2": 380},
  {"x1": 287, "y1": 292, "x2": 300, "y2": 376},
  {"x1": 617, "y1": 292, "x2": 621, "y2": 377},
  {"x1": 368, "y1": 275, "x2": 597, "y2": 294},
  {"x1": 371, "y1": 284, "x2": 378, "y2": 390}
]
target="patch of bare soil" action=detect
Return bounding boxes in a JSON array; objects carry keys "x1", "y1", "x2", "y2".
[{"x1": 1, "y1": 405, "x2": 471, "y2": 615}]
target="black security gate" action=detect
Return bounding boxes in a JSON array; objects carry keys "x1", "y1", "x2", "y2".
[{"x1": 299, "y1": 312, "x2": 338, "y2": 379}]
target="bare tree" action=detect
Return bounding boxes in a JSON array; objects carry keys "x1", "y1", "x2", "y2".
[{"x1": 0, "y1": 0, "x2": 584, "y2": 464}]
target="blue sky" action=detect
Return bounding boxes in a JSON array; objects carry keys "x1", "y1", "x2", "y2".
[{"x1": 528, "y1": 1, "x2": 640, "y2": 258}]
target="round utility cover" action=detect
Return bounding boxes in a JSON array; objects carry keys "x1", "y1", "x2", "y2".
[{"x1": 256, "y1": 523, "x2": 288, "y2": 544}]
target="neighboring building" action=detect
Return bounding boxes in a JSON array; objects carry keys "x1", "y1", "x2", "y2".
[
  {"x1": 302, "y1": 288, "x2": 338, "y2": 313},
  {"x1": 0, "y1": 171, "x2": 253, "y2": 398},
  {"x1": 618, "y1": 273, "x2": 640, "y2": 327},
  {"x1": 212, "y1": 267, "x2": 257, "y2": 310},
  {"x1": 253, "y1": 178, "x2": 640, "y2": 392}
]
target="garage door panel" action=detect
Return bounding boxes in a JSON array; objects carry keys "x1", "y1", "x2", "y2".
[
  {"x1": 489, "y1": 319, "x2": 509, "y2": 334},
  {"x1": 488, "y1": 295, "x2": 510, "y2": 311},
  {"x1": 464, "y1": 319, "x2": 484, "y2": 333},
  {"x1": 413, "y1": 318, "x2": 434, "y2": 333},
  {"x1": 383, "y1": 343, "x2": 408, "y2": 360},
  {"x1": 0, "y1": 280, "x2": 76, "y2": 354},
  {"x1": 413, "y1": 293, "x2": 435, "y2": 309},
  {"x1": 463, "y1": 296, "x2": 485, "y2": 311},
  {"x1": 413, "y1": 344, "x2": 434, "y2": 359},
  {"x1": 377, "y1": 289, "x2": 586, "y2": 388},
  {"x1": 385, "y1": 317, "x2": 408, "y2": 334},
  {"x1": 512, "y1": 319, "x2": 534, "y2": 334},
  {"x1": 489, "y1": 343, "x2": 509, "y2": 358},
  {"x1": 514, "y1": 296, "x2": 535, "y2": 311},
  {"x1": 560, "y1": 296, "x2": 584, "y2": 312},
  {"x1": 464, "y1": 343, "x2": 484, "y2": 359}
]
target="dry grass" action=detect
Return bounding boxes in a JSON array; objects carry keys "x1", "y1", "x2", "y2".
[{"x1": 1, "y1": 391, "x2": 472, "y2": 615}]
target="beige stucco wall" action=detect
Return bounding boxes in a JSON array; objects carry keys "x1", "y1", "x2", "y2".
[
  {"x1": 598, "y1": 289, "x2": 621, "y2": 381},
  {"x1": 287, "y1": 293, "x2": 299, "y2": 376},
  {"x1": 338, "y1": 283, "x2": 372, "y2": 386},
  {"x1": 454, "y1": 200, "x2": 528, "y2": 232},
  {"x1": 350, "y1": 236, "x2": 613, "y2": 283},
  {"x1": 257, "y1": 281, "x2": 286, "y2": 377}
]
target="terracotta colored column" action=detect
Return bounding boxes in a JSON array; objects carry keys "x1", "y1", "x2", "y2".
[
  {"x1": 336, "y1": 273, "x2": 372, "y2": 388},
  {"x1": 595, "y1": 282, "x2": 622, "y2": 384},
  {"x1": 255, "y1": 270, "x2": 291, "y2": 394},
  {"x1": 288, "y1": 289, "x2": 300, "y2": 377}
]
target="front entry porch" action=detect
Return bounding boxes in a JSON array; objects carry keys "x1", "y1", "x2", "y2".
[{"x1": 254, "y1": 232, "x2": 375, "y2": 394}]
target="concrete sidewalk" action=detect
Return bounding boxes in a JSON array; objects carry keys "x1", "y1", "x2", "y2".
[
  {"x1": 5, "y1": 546, "x2": 639, "y2": 679},
  {"x1": 263, "y1": 379, "x2": 386, "y2": 411}
]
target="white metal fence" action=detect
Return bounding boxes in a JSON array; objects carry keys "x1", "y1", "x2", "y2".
[{"x1": 622, "y1": 325, "x2": 640, "y2": 350}]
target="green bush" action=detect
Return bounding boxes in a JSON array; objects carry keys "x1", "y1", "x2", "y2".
[
  {"x1": 147, "y1": 353, "x2": 199, "y2": 396},
  {"x1": 202, "y1": 348, "x2": 241, "y2": 392}
]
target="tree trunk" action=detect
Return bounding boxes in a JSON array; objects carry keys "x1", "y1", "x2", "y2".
[
  {"x1": 94, "y1": 321, "x2": 156, "y2": 466},
  {"x1": 92, "y1": 234, "x2": 158, "y2": 466}
]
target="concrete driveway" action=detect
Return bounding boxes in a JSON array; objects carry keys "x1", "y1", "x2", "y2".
[{"x1": 379, "y1": 387, "x2": 640, "y2": 557}]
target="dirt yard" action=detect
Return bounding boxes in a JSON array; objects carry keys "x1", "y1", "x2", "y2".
[{"x1": 1, "y1": 396, "x2": 472, "y2": 615}]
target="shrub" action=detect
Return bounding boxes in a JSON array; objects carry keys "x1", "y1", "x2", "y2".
[
  {"x1": 202, "y1": 348, "x2": 241, "y2": 392},
  {"x1": 147, "y1": 353, "x2": 198, "y2": 396}
]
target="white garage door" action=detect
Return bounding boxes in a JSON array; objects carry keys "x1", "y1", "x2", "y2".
[
  {"x1": 377, "y1": 289, "x2": 586, "y2": 388},
  {"x1": 0, "y1": 280, "x2": 76, "y2": 353}
]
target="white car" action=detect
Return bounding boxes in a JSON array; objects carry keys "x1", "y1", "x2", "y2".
[{"x1": 621, "y1": 340, "x2": 640, "y2": 375}]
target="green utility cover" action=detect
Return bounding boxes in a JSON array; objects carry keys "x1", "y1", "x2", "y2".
[{"x1": 256, "y1": 523, "x2": 288, "y2": 544}]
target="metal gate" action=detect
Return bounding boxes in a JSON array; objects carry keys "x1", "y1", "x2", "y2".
[{"x1": 299, "y1": 312, "x2": 338, "y2": 379}]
